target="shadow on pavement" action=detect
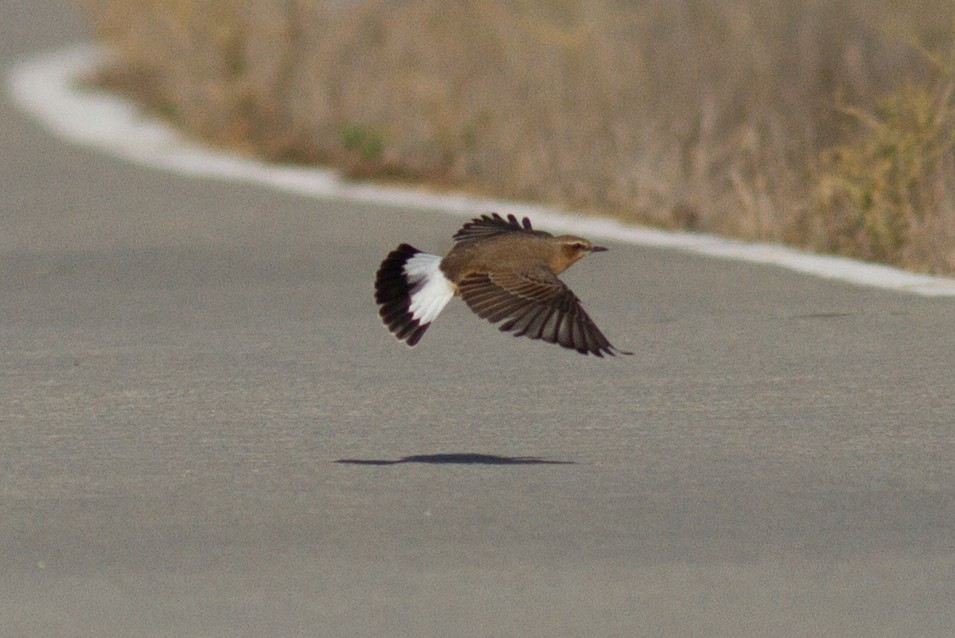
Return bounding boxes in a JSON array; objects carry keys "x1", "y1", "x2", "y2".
[{"x1": 335, "y1": 453, "x2": 574, "y2": 466}]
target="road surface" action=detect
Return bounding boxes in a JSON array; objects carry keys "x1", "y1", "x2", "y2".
[{"x1": 3, "y1": 3, "x2": 955, "y2": 636}]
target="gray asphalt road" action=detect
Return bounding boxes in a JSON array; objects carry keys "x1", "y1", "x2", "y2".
[{"x1": 4, "y1": 3, "x2": 955, "y2": 637}]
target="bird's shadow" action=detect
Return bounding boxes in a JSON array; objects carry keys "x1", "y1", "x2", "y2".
[{"x1": 335, "y1": 452, "x2": 574, "y2": 466}]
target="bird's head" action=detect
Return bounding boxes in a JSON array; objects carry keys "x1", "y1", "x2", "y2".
[{"x1": 552, "y1": 235, "x2": 608, "y2": 273}]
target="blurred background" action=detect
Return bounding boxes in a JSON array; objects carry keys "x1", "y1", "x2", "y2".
[{"x1": 79, "y1": 0, "x2": 955, "y2": 274}]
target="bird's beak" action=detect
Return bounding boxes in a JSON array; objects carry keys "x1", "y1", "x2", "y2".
[{"x1": 590, "y1": 245, "x2": 608, "y2": 252}]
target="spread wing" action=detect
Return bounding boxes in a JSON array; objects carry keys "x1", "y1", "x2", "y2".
[
  {"x1": 457, "y1": 268, "x2": 630, "y2": 357},
  {"x1": 452, "y1": 213, "x2": 549, "y2": 244}
]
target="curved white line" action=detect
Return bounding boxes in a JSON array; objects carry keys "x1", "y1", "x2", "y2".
[{"x1": 8, "y1": 44, "x2": 955, "y2": 297}]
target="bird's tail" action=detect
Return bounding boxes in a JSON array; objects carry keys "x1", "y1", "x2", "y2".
[{"x1": 375, "y1": 244, "x2": 455, "y2": 346}]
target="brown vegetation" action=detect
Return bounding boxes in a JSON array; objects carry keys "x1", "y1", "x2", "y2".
[{"x1": 80, "y1": 0, "x2": 955, "y2": 273}]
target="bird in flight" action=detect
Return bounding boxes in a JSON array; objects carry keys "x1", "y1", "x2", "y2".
[{"x1": 374, "y1": 213, "x2": 630, "y2": 357}]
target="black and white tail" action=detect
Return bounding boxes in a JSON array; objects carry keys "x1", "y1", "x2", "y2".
[{"x1": 375, "y1": 244, "x2": 455, "y2": 346}]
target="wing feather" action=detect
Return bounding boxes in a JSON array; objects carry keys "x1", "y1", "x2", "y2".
[
  {"x1": 452, "y1": 213, "x2": 548, "y2": 244},
  {"x1": 458, "y1": 269, "x2": 629, "y2": 356}
]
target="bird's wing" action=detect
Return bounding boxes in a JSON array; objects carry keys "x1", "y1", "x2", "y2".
[
  {"x1": 457, "y1": 267, "x2": 630, "y2": 357},
  {"x1": 452, "y1": 213, "x2": 548, "y2": 244}
]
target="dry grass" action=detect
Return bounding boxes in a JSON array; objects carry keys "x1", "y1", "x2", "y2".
[
  {"x1": 809, "y1": 52, "x2": 955, "y2": 271},
  {"x1": 79, "y1": 0, "x2": 955, "y2": 273}
]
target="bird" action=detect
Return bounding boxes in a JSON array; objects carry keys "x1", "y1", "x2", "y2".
[{"x1": 374, "y1": 212, "x2": 631, "y2": 357}]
